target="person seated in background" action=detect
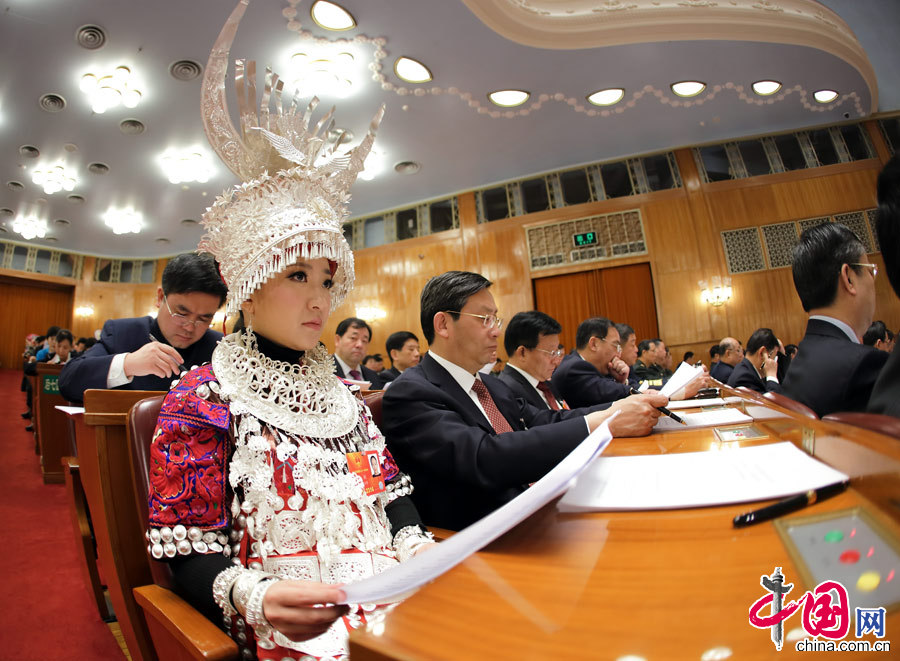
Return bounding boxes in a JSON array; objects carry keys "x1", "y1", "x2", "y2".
[
  {"x1": 363, "y1": 353, "x2": 385, "y2": 372},
  {"x1": 48, "y1": 329, "x2": 74, "y2": 365},
  {"x1": 489, "y1": 357, "x2": 504, "y2": 377},
  {"x1": 709, "y1": 343, "x2": 721, "y2": 370},
  {"x1": 710, "y1": 337, "x2": 742, "y2": 383},
  {"x1": 498, "y1": 311, "x2": 567, "y2": 410},
  {"x1": 784, "y1": 343, "x2": 798, "y2": 360},
  {"x1": 552, "y1": 317, "x2": 632, "y2": 408},
  {"x1": 862, "y1": 320, "x2": 892, "y2": 352},
  {"x1": 662, "y1": 345, "x2": 674, "y2": 379},
  {"x1": 887, "y1": 329, "x2": 895, "y2": 353},
  {"x1": 782, "y1": 223, "x2": 887, "y2": 417},
  {"x1": 34, "y1": 326, "x2": 60, "y2": 362},
  {"x1": 726, "y1": 328, "x2": 783, "y2": 394},
  {"x1": 682, "y1": 351, "x2": 695, "y2": 367},
  {"x1": 332, "y1": 317, "x2": 384, "y2": 388},
  {"x1": 71, "y1": 336, "x2": 96, "y2": 359},
  {"x1": 869, "y1": 153, "x2": 900, "y2": 417},
  {"x1": 615, "y1": 323, "x2": 641, "y2": 388},
  {"x1": 59, "y1": 253, "x2": 227, "y2": 403},
  {"x1": 378, "y1": 331, "x2": 421, "y2": 384},
  {"x1": 381, "y1": 270, "x2": 666, "y2": 530},
  {"x1": 632, "y1": 339, "x2": 665, "y2": 387}
]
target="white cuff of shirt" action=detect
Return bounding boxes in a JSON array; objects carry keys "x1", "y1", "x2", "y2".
[
  {"x1": 107, "y1": 353, "x2": 134, "y2": 388},
  {"x1": 766, "y1": 376, "x2": 779, "y2": 383}
]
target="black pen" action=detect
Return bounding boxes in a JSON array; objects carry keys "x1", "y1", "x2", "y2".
[
  {"x1": 732, "y1": 480, "x2": 850, "y2": 528},
  {"x1": 148, "y1": 333, "x2": 187, "y2": 373},
  {"x1": 629, "y1": 387, "x2": 685, "y2": 425}
]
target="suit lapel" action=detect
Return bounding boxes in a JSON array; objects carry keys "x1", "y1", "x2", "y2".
[
  {"x1": 502, "y1": 366, "x2": 546, "y2": 410},
  {"x1": 421, "y1": 355, "x2": 495, "y2": 433}
]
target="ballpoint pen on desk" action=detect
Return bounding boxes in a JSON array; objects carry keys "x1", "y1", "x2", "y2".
[
  {"x1": 732, "y1": 480, "x2": 850, "y2": 527},
  {"x1": 148, "y1": 333, "x2": 187, "y2": 373},
  {"x1": 629, "y1": 387, "x2": 685, "y2": 425}
]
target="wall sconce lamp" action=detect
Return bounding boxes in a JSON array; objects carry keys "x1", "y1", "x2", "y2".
[
  {"x1": 74, "y1": 305, "x2": 95, "y2": 317},
  {"x1": 356, "y1": 306, "x2": 387, "y2": 321},
  {"x1": 699, "y1": 276, "x2": 733, "y2": 307}
]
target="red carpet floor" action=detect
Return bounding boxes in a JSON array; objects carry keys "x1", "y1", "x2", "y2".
[{"x1": 0, "y1": 368, "x2": 125, "y2": 659}]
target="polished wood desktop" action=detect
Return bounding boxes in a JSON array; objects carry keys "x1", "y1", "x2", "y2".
[{"x1": 350, "y1": 390, "x2": 900, "y2": 659}]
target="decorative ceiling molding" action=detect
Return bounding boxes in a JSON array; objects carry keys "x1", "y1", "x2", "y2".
[{"x1": 461, "y1": 0, "x2": 878, "y2": 112}]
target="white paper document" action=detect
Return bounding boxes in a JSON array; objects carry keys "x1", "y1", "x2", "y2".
[
  {"x1": 55, "y1": 405, "x2": 85, "y2": 416},
  {"x1": 557, "y1": 441, "x2": 849, "y2": 512},
  {"x1": 660, "y1": 361, "x2": 705, "y2": 399},
  {"x1": 664, "y1": 397, "x2": 729, "y2": 410},
  {"x1": 654, "y1": 407, "x2": 752, "y2": 430},
  {"x1": 340, "y1": 414, "x2": 617, "y2": 604}
]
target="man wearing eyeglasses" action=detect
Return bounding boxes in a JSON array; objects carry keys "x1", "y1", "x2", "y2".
[
  {"x1": 381, "y1": 270, "x2": 667, "y2": 530},
  {"x1": 726, "y1": 328, "x2": 784, "y2": 394},
  {"x1": 781, "y1": 223, "x2": 887, "y2": 417},
  {"x1": 60, "y1": 253, "x2": 227, "y2": 403},
  {"x1": 498, "y1": 311, "x2": 568, "y2": 410},
  {"x1": 709, "y1": 337, "x2": 743, "y2": 383}
]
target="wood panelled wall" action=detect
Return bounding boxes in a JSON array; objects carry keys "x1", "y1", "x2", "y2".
[
  {"x1": 0, "y1": 272, "x2": 73, "y2": 369},
  {"x1": 3, "y1": 121, "x2": 899, "y2": 369}
]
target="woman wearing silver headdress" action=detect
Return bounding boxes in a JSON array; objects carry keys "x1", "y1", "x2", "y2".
[{"x1": 145, "y1": 2, "x2": 433, "y2": 658}]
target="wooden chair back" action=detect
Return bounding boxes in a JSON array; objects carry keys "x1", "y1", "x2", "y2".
[
  {"x1": 763, "y1": 391, "x2": 819, "y2": 419},
  {"x1": 363, "y1": 390, "x2": 384, "y2": 427},
  {"x1": 35, "y1": 363, "x2": 67, "y2": 483},
  {"x1": 823, "y1": 412, "x2": 900, "y2": 440}
]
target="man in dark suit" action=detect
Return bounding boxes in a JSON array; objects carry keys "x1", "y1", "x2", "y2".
[
  {"x1": 381, "y1": 271, "x2": 666, "y2": 530},
  {"x1": 59, "y1": 253, "x2": 227, "y2": 403},
  {"x1": 551, "y1": 317, "x2": 633, "y2": 409},
  {"x1": 332, "y1": 317, "x2": 384, "y2": 388},
  {"x1": 378, "y1": 330, "x2": 420, "y2": 384},
  {"x1": 709, "y1": 337, "x2": 742, "y2": 383},
  {"x1": 727, "y1": 328, "x2": 783, "y2": 394},
  {"x1": 869, "y1": 153, "x2": 900, "y2": 418},
  {"x1": 782, "y1": 223, "x2": 887, "y2": 417},
  {"x1": 497, "y1": 311, "x2": 567, "y2": 410}
]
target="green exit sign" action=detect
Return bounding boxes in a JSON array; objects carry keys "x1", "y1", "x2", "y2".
[
  {"x1": 43, "y1": 375, "x2": 60, "y2": 394},
  {"x1": 573, "y1": 231, "x2": 598, "y2": 248}
]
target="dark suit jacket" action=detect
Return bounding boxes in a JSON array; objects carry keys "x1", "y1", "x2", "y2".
[
  {"x1": 867, "y1": 347, "x2": 900, "y2": 418},
  {"x1": 550, "y1": 352, "x2": 630, "y2": 409},
  {"x1": 377, "y1": 366, "x2": 401, "y2": 384},
  {"x1": 709, "y1": 360, "x2": 734, "y2": 383},
  {"x1": 333, "y1": 357, "x2": 384, "y2": 389},
  {"x1": 727, "y1": 357, "x2": 782, "y2": 394},
  {"x1": 782, "y1": 319, "x2": 888, "y2": 418},
  {"x1": 381, "y1": 354, "x2": 607, "y2": 530},
  {"x1": 59, "y1": 316, "x2": 222, "y2": 403},
  {"x1": 497, "y1": 365, "x2": 564, "y2": 410}
]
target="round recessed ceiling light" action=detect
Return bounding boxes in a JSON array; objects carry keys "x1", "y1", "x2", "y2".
[
  {"x1": 7, "y1": 181, "x2": 24, "y2": 191},
  {"x1": 64, "y1": 143, "x2": 79, "y2": 153},
  {"x1": 67, "y1": 194, "x2": 85, "y2": 204},
  {"x1": 54, "y1": 218, "x2": 71, "y2": 226},
  {"x1": 488, "y1": 90, "x2": 530, "y2": 107},
  {"x1": 0, "y1": 207, "x2": 14, "y2": 217},
  {"x1": 310, "y1": 1, "x2": 356, "y2": 31},
  {"x1": 587, "y1": 88, "x2": 625, "y2": 106},
  {"x1": 671, "y1": 81, "x2": 706, "y2": 97},
  {"x1": 119, "y1": 118, "x2": 146, "y2": 135},
  {"x1": 169, "y1": 59, "x2": 202, "y2": 82},
  {"x1": 394, "y1": 57, "x2": 432, "y2": 84},
  {"x1": 752, "y1": 80, "x2": 782, "y2": 96},
  {"x1": 76, "y1": 24, "x2": 106, "y2": 50},
  {"x1": 394, "y1": 161, "x2": 421, "y2": 175},
  {"x1": 155, "y1": 237, "x2": 171, "y2": 245},
  {"x1": 44, "y1": 236, "x2": 58, "y2": 242},
  {"x1": 19, "y1": 145, "x2": 40, "y2": 159},
  {"x1": 814, "y1": 89, "x2": 839, "y2": 103},
  {"x1": 181, "y1": 218, "x2": 199, "y2": 226},
  {"x1": 39, "y1": 93, "x2": 67, "y2": 112},
  {"x1": 88, "y1": 162, "x2": 110, "y2": 175}
]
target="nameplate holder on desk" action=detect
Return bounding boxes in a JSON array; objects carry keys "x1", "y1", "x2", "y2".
[{"x1": 802, "y1": 427, "x2": 815, "y2": 455}]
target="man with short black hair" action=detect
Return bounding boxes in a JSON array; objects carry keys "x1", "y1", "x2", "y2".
[
  {"x1": 709, "y1": 343, "x2": 721, "y2": 369},
  {"x1": 363, "y1": 354, "x2": 385, "y2": 372},
  {"x1": 632, "y1": 339, "x2": 665, "y2": 386},
  {"x1": 60, "y1": 253, "x2": 227, "y2": 402},
  {"x1": 381, "y1": 271, "x2": 666, "y2": 530},
  {"x1": 862, "y1": 320, "x2": 891, "y2": 352},
  {"x1": 498, "y1": 311, "x2": 567, "y2": 410},
  {"x1": 615, "y1": 323, "x2": 641, "y2": 388},
  {"x1": 333, "y1": 317, "x2": 384, "y2": 388},
  {"x1": 49, "y1": 329, "x2": 75, "y2": 365},
  {"x1": 552, "y1": 317, "x2": 633, "y2": 408},
  {"x1": 727, "y1": 328, "x2": 783, "y2": 393},
  {"x1": 710, "y1": 337, "x2": 742, "y2": 383},
  {"x1": 782, "y1": 223, "x2": 887, "y2": 417},
  {"x1": 378, "y1": 331, "x2": 421, "y2": 383}
]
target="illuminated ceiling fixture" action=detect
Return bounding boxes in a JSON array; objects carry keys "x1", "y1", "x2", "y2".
[
  {"x1": 358, "y1": 148, "x2": 387, "y2": 182},
  {"x1": 670, "y1": 81, "x2": 706, "y2": 98},
  {"x1": 587, "y1": 88, "x2": 625, "y2": 106},
  {"x1": 80, "y1": 66, "x2": 143, "y2": 113},
  {"x1": 287, "y1": 50, "x2": 355, "y2": 98},
  {"x1": 102, "y1": 206, "x2": 142, "y2": 235},
  {"x1": 751, "y1": 80, "x2": 782, "y2": 96},
  {"x1": 698, "y1": 276, "x2": 733, "y2": 307},
  {"x1": 157, "y1": 147, "x2": 215, "y2": 184},
  {"x1": 394, "y1": 57, "x2": 432, "y2": 84},
  {"x1": 488, "y1": 90, "x2": 530, "y2": 107},
  {"x1": 310, "y1": 1, "x2": 356, "y2": 31},
  {"x1": 31, "y1": 163, "x2": 78, "y2": 194},
  {"x1": 12, "y1": 213, "x2": 47, "y2": 240},
  {"x1": 814, "y1": 89, "x2": 839, "y2": 103}
]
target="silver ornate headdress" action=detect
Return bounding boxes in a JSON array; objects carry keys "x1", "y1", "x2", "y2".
[{"x1": 199, "y1": 0, "x2": 383, "y2": 317}]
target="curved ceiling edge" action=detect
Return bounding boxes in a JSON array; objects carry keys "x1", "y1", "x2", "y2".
[{"x1": 460, "y1": 0, "x2": 878, "y2": 113}]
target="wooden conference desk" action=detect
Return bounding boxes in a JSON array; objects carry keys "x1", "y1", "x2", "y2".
[{"x1": 350, "y1": 390, "x2": 900, "y2": 660}]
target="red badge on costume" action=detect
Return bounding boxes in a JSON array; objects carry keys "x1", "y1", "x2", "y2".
[{"x1": 346, "y1": 450, "x2": 386, "y2": 495}]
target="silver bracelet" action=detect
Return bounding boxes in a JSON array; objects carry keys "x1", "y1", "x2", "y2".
[
  {"x1": 212, "y1": 565, "x2": 244, "y2": 616},
  {"x1": 244, "y1": 576, "x2": 278, "y2": 643},
  {"x1": 393, "y1": 525, "x2": 435, "y2": 562}
]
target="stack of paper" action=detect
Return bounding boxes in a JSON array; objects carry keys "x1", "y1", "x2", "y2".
[
  {"x1": 661, "y1": 361, "x2": 706, "y2": 400},
  {"x1": 654, "y1": 407, "x2": 752, "y2": 430}
]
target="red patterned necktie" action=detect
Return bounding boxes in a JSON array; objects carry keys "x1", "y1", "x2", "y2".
[
  {"x1": 471, "y1": 378, "x2": 514, "y2": 433},
  {"x1": 349, "y1": 369, "x2": 363, "y2": 380},
  {"x1": 536, "y1": 381, "x2": 561, "y2": 411}
]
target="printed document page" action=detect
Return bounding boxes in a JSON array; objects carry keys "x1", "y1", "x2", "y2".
[
  {"x1": 340, "y1": 414, "x2": 617, "y2": 604},
  {"x1": 660, "y1": 361, "x2": 705, "y2": 399},
  {"x1": 558, "y1": 441, "x2": 848, "y2": 512},
  {"x1": 654, "y1": 407, "x2": 752, "y2": 430}
]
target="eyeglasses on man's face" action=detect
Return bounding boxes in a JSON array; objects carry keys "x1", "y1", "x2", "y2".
[
  {"x1": 850, "y1": 263, "x2": 878, "y2": 278},
  {"x1": 535, "y1": 347, "x2": 564, "y2": 358},
  {"x1": 446, "y1": 311, "x2": 504, "y2": 330},
  {"x1": 164, "y1": 295, "x2": 214, "y2": 329},
  {"x1": 598, "y1": 337, "x2": 621, "y2": 352}
]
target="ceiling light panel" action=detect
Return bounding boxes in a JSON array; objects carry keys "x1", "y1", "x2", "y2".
[
  {"x1": 751, "y1": 80, "x2": 782, "y2": 96},
  {"x1": 670, "y1": 81, "x2": 706, "y2": 97},
  {"x1": 394, "y1": 57, "x2": 432, "y2": 84},
  {"x1": 285, "y1": 48, "x2": 361, "y2": 98},
  {"x1": 31, "y1": 163, "x2": 78, "y2": 194},
  {"x1": 102, "y1": 207, "x2": 142, "y2": 235},
  {"x1": 358, "y1": 148, "x2": 387, "y2": 181},
  {"x1": 13, "y1": 213, "x2": 47, "y2": 240},
  {"x1": 587, "y1": 88, "x2": 625, "y2": 106},
  {"x1": 80, "y1": 66, "x2": 143, "y2": 113},
  {"x1": 310, "y1": 1, "x2": 356, "y2": 31},
  {"x1": 157, "y1": 147, "x2": 215, "y2": 184},
  {"x1": 814, "y1": 89, "x2": 839, "y2": 103},
  {"x1": 488, "y1": 90, "x2": 530, "y2": 107}
]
